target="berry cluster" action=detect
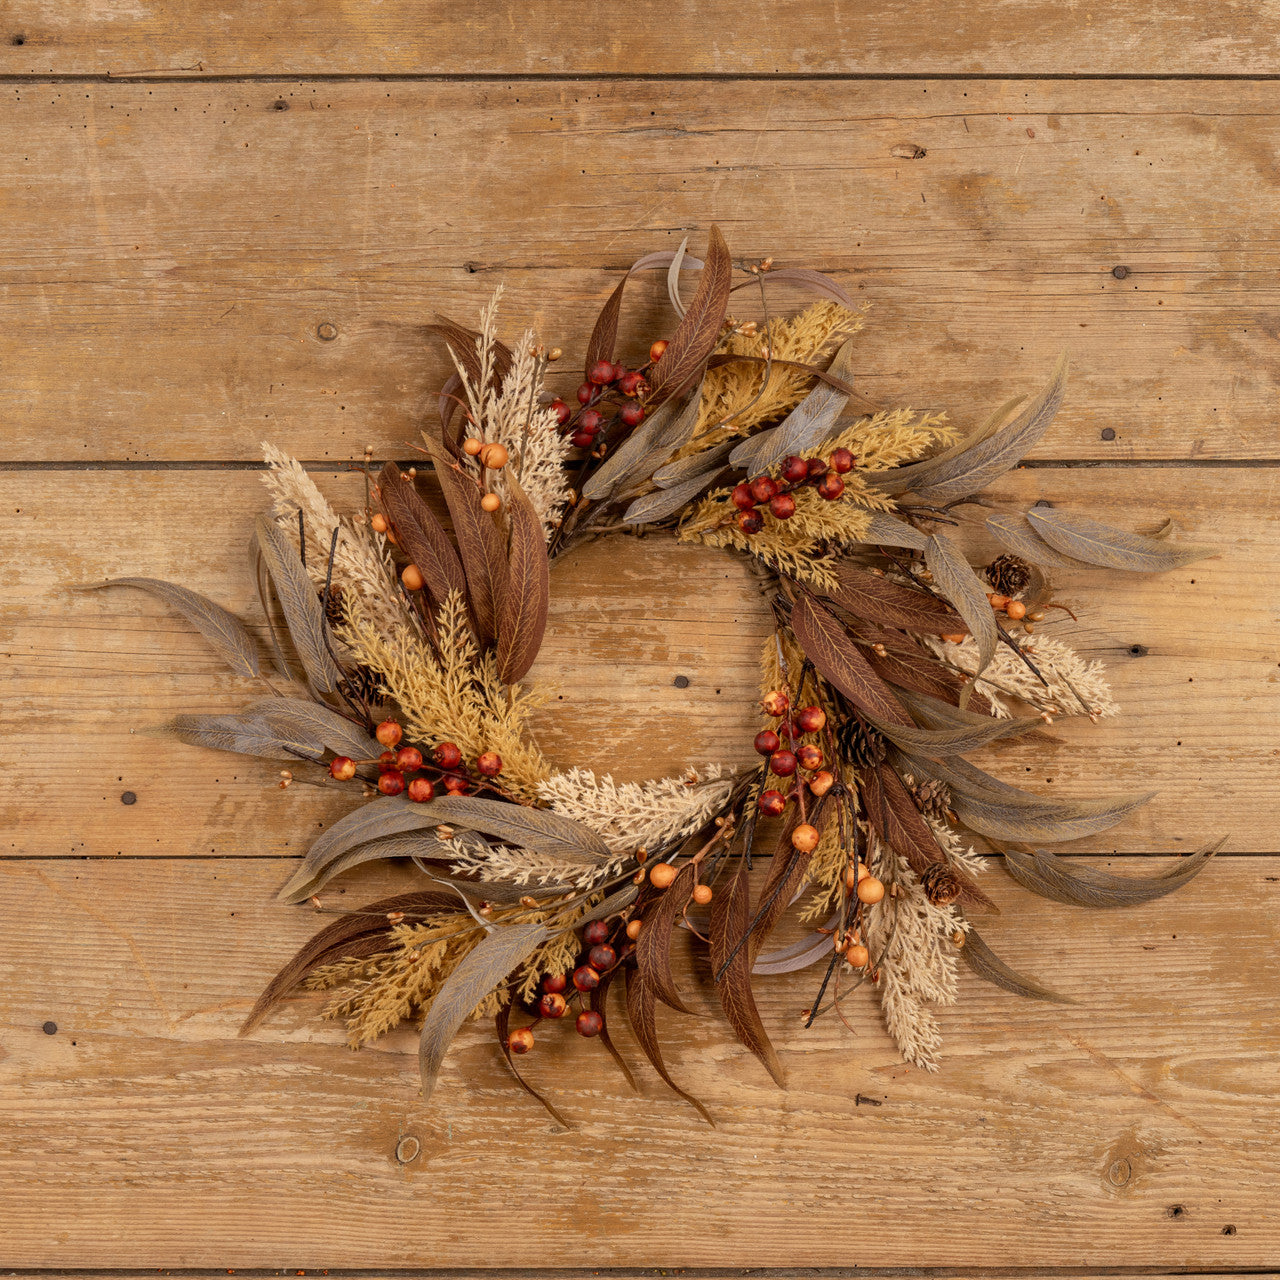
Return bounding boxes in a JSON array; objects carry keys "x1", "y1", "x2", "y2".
[
  {"x1": 508, "y1": 918, "x2": 634, "y2": 1055},
  {"x1": 753, "y1": 689, "x2": 835, "y2": 834},
  {"x1": 327, "y1": 718, "x2": 502, "y2": 801},
  {"x1": 549, "y1": 339, "x2": 668, "y2": 450},
  {"x1": 938, "y1": 590, "x2": 1045, "y2": 646},
  {"x1": 729, "y1": 447, "x2": 856, "y2": 535}
]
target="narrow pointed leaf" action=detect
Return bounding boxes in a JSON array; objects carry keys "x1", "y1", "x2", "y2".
[
  {"x1": 1002, "y1": 842, "x2": 1220, "y2": 909},
  {"x1": 986, "y1": 512, "x2": 1091, "y2": 571},
  {"x1": 651, "y1": 437, "x2": 738, "y2": 488},
  {"x1": 591, "y1": 969, "x2": 639, "y2": 1093},
  {"x1": 1026, "y1": 506, "x2": 1216, "y2": 572},
  {"x1": 254, "y1": 514, "x2": 343, "y2": 693},
  {"x1": 89, "y1": 578, "x2": 261, "y2": 680},
  {"x1": 790, "y1": 595, "x2": 913, "y2": 726},
  {"x1": 924, "y1": 533, "x2": 996, "y2": 677},
  {"x1": 666, "y1": 236, "x2": 690, "y2": 318},
  {"x1": 825, "y1": 564, "x2": 968, "y2": 635},
  {"x1": 419, "y1": 921, "x2": 549, "y2": 1105},
  {"x1": 867, "y1": 647, "x2": 995, "y2": 717},
  {"x1": 961, "y1": 926, "x2": 1075, "y2": 1003},
  {"x1": 953, "y1": 789, "x2": 1155, "y2": 844},
  {"x1": 495, "y1": 473, "x2": 550, "y2": 684},
  {"x1": 584, "y1": 275, "x2": 628, "y2": 382},
  {"x1": 859, "y1": 512, "x2": 929, "y2": 550},
  {"x1": 422, "y1": 794, "x2": 613, "y2": 861},
  {"x1": 170, "y1": 713, "x2": 323, "y2": 762},
  {"x1": 378, "y1": 462, "x2": 469, "y2": 612},
  {"x1": 869, "y1": 709, "x2": 1037, "y2": 759},
  {"x1": 624, "y1": 968, "x2": 715, "y2": 1126},
  {"x1": 246, "y1": 697, "x2": 374, "y2": 760},
  {"x1": 636, "y1": 862, "x2": 698, "y2": 1013},
  {"x1": 582, "y1": 382, "x2": 702, "y2": 502},
  {"x1": 495, "y1": 1003, "x2": 573, "y2": 1129},
  {"x1": 622, "y1": 466, "x2": 726, "y2": 525}
]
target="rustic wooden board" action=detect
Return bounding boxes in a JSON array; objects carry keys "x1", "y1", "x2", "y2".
[
  {"x1": 1, "y1": 855, "x2": 1276, "y2": 1268},
  {"x1": 4, "y1": 79, "x2": 1280, "y2": 462},
  {"x1": 2, "y1": 1, "x2": 1278, "y2": 76},
  {"x1": 2, "y1": 464, "x2": 1274, "y2": 862}
]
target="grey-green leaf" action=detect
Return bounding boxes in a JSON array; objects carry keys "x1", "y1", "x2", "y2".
[
  {"x1": 170, "y1": 713, "x2": 323, "y2": 761},
  {"x1": 924, "y1": 533, "x2": 997, "y2": 677},
  {"x1": 877, "y1": 355, "x2": 1068, "y2": 501},
  {"x1": 422, "y1": 795, "x2": 613, "y2": 862},
  {"x1": 89, "y1": 578, "x2": 261, "y2": 680},
  {"x1": 1002, "y1": 841, "x2": 1221, "y2": 909},
  {"x1": 729, "y1": 338, "x2": 857, "y2": 476},
  {"x1": 582, "y1": 383, "x2": 702, "y2": 502},
  {"x1": 858, "y1": 512, "x2": 929, "y2": 550},
  {"x1": 1026, "y1": 507, "x2": 1217, "y2": 572},
  {"x1": 246, "y1": 697, "x2": 374, "y2": 760},
  {"x1": 651, "y1": 437, "x2": 739, "y2": 489},
  {"x1": 869, "y1": 711, "x2": 1037, "y2": 760},
  {"x1": 419, "y1": 921, "x2": 549, "y2": 1105},
  {"x1": 623, "y1": 468, "x2": 726, "y2": 525},
  {"x1": 953, "y1": 789, "x2": 1155, "y2": 844},
  {"x1": 962, "y1": 926, "x2": 1076, "y2": 1003},
  {"x1": 986, "y1": 512, "x2": 1091, "y2": 571},
  {"x1": 253, "y1": 513, "x2": 343, "y2": 693}
]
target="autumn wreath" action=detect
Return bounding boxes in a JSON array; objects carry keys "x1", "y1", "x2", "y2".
[{"x1": 100, "y1": 227, "x2": 1218, "y2": 1125}]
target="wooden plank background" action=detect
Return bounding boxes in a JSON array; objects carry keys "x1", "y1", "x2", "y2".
[{"x1": 1, "y1": 5, "x2": 1278, "y2": 1276}]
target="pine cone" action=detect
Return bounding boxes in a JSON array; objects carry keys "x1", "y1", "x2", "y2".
[
  {"x1": 321, "y1": 583, "x2": 347, "y2": 628},
  {"x1": 984, "y1": 553, "x2": 1032, "y2": 596},
  {"x1": 910, "y1": 777, "x2": 952, "y2": 822},
  {"x1": 836, "y1": 718, "x2": 887, "y2": 770},
  {"x1": 920, "y1": 862, "x2": 964, "y2": 906},
  {"x1": 340, "y1": 664, "x2": 385, "y2": 706}
]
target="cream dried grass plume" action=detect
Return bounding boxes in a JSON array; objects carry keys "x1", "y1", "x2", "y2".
[
  {"x1": 445, "y1": 832, "x2": 628, "y2": 893},
  {"x1": 260, "y1": 444, "x2": 406, "y2": 640},
  {"x1": 338, "y1": 589, "x2": 550, "y2": 801}
]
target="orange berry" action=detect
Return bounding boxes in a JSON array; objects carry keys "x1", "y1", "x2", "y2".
[
  {"x1": 761, "y1": 689, "x2": 790, "y2": 717},
  {"x1": 479, "y1": 442, "x2": 509, "y2": 469},
  {"x1": 370, "y1": 513, "x2": 389, "y2": 533},
  {"x1": 808, "y1": 770, "x2": 835, "y2": 798},
  {"x1": 940, "y1": 632, "x2": 966, "y2": 644},
  {"x1": 1005, "y1": 600, "x2": 1027, "y2": 621},
  {"x1": 988, "y1": 593, "x2": 1010, "y2": 611},
  {"x1": 856, "y1": 875, "x2": 886, "y2": 904},
  {"x1": 463, "y1": 437, "x2": 484, "y2": 456},
  {"x1": 692, "y1": 884, "x2": 713, "y2": 905},
  {"x1": 508, "y1": 1027, "x2": 534, "y2": 1055},
  {"x1": 625, "y1": 919, "x2": 642, "y2": 940},
  {"x1": 649, "y1": 339, "x2": 669, "y2": 363},
  {"x1": 480, "y1": 493, "x2": 501, "y2": 513},
  {"x1": 401, "y1": 563, "x2": 425, "y2": 591},
  {"x1": 329, "y1": 756, "x2": 357, "y2": 781},
  {"x1": 845, "y1": 943, "x2": 870, "y2": 967},
  {"x1": 375, "y1": 719, "x2": 402, "y2": 748},
  {"x1": 791, "y1": 823, "x2": 820, "y2": 853},
  {"x1": 648, "y1": 862, "x2": 678, "y2": 890}
]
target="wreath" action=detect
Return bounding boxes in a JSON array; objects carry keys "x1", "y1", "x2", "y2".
[{"x1": 98, "y1": 227, "x2": 1218, "y2": 1126}]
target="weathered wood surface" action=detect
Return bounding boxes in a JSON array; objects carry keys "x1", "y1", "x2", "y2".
[
  {"x1": 4, "y1": 465, "x2": 1274, "y2": 862},
  {"x1": 4, "y1": 80, "x2": 1280, "y2": 462},
  {"x1": 3, "y1": 1, "x2": 1280, "y2": 76},
  {"x1": 2, "y1": 856, "x2": 1277, "y2": 1269}
]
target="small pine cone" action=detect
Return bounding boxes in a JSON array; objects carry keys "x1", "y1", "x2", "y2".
[
  {"x1": 920, "y1": 862, "x2": 964, "y2": 906},
  {"x1": 836, "y1": 718, "x2": 887, "y2": 770},
  {"x1": 984, "y1": 553, "x2": 1032, "y2": 597},
  {"x1": 910, "y1": 777, "x2": 952, "y2": 822},
  {"x1": 321, "y1": 583, "x2": 347, "y2": 628},
  {"x1": 340, "y1": 663, "x2": 385, "y2": 705}
]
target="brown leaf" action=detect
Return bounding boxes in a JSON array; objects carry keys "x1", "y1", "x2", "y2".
[
  {"x1": 961, "y1": 926, "x2": 1075, "y2": 1003},
  {"x1": 422, "y1": 438, "x2": 506, "y2": 647},
  {"x1": 865, "y1": 646, "x2": 995, "y2": 717},
  {"x1": 584, "y1": 275, "x2": 629, "y2": 382},
  {"x1": 624, "y1": 967, "x2": 715, "y2": 1127},
  {"x1": 710, "y1": 858, "x2": 785, "y2": 1087},
  {"x1": 636, "y1": 862, "x2": 698, "y2": 1013},
  {"x1": 868, "y1": 709, "x2": 1037, "y2": 761},
  {"x1": 790, "y1": 595, "x2": 913, "y2": 726},
  {"x1": 424, "y1": 317, "x2": 513, "y2": 394},
  {"x1": 825, "y1": 564, "x2": 968, "y2": 635},
  {"x1": 591, "y1": 968, "x2": 639, "y2": 1093},
  {"x1": 239, "y1": 889, "x2": 456, "y2": 1034},
  {"x1": 495, "y1": 473, "x2": 550, "y2": 684},
  {"x1": 646, "y1": 225, "x2": 733, "y2": 409},
  {"x1": 495, "y1": 1003, "x2": 573, "y2": 1129},
  {"x1": 377, "y1": 462, "x2": 469, "y2": 613},
  {"x1": 1001, "y1": 841, "x2": 1220, "y2": 909},
  {"x1": 1026, "y1": 506, "x2": 1217, "y2": 572}
]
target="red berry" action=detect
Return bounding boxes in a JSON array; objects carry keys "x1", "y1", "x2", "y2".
[
  {"x1": 761, "y1": 689, "x2": 789, "y2": 717},
  {"x1": 796, "y1": 743, "x2": 824, "y2": 771},
  {"x1": 577, "y1": 382, "x2": 595, "y2": 405},
  {"x1": 476, "y1": 751, "x2": 503, "y2": 778},
  {"x1": 731, "y1": 482, "x2": 756, "y2": 511},
  {"x1": 576, "y1": 1010, "x2": 604, "y2": 1038},
  {"x1": 795, "y1": 705, "x2": 827, "y2": 733},
  {"x1": 538, "y1": 991, "x2": 567, "y2": 1019},
  {"x1": 749, "y1": 475, "x2": 779, "y2": 503},
  {"x1": 583, "y1": 920, "x2": 610, "y2": 946},
  {"x1": 329, "y1": 756, "x2": 356, "y2": 781},
  {"x1": 579, "y1": 408, "x2": 603, "y2": 433},
  {"x1": 508, "y1": 1027, "x2": 534, "y2": 1054},
  {"x1": 433, "y1": 742, "x2": 462, "y2": 770},
  {"x1": 572, "y1": 431, "x2": 594, "y2": 448},
  {"x1": 572, "y1": 965, "x2": 601, "y2": 992},
  {"x1": 807, "y1": 457, "x2": 827, "y2": 477},
  {"x1": 407, "y1": 777, "x2": 435, "y2": 803},
  {"x1": 375, "y1": 719, "x2": 402, "y2": 748},
  {"x1": 737, "y1": 509, "x2": 764, "y2": 535},
  {"x1": 649, "y1": 339, "x2": 668, "y2": 362},
  {"x1": 817, "y1": 471, "x2": 845, "y2": 501},
  {"x1": 395, "y1": 746, "x2": 423, "y2": 772},
  {"x1": 769, "y1": 749, "x2": 798, "y2": 777},
  {"x1": 620, "y1": 400, "x2": 645, "y2": 427},
  {"x1": 588, "y1": 944, "x2": 616, "y2": 971},
  {"x1": 618, "y1": 370, "x2": 646, "y2": 396},
  {"x1": 608, "y1": 363, "x2": 626, "y2": 384},
  {"x1": 542, "y1": 972, "x2": 568, "y2": 994},
  {"x1": 754, "y1": 729, "x2": 781, "y2": 756},
  {"x1": 378, "y1": 770, "x2": 405, "y2": 796},
  {"x1": 781, "y1": 455, "x2": 809, "y2": 483},
  {"x1": 758, "y1": 789, "x2": 787, "y2": 817},
  {"x1": 830, "y1": 447, "x2": 856, "y2": 474},
  {"x1": 551, "y1": 398, "x2": 571, "y2": 426},
  {"x1": 378, "y1": 750, "x2": 397, "y2": 772},
  {"x1": 768, "y1": 493, "x2": 796, "y2": 520},
  {"x1": 444, "y1": 775, "x2": 470, "y2": 795},
  {"x1": 589, "y1": 359, "x2": 614, "y2": 386}
]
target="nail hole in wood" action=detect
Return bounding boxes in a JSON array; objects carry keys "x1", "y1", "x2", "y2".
[
  {"x1": 11, "y1": 34, "x2": 25, "y2": 45},
  {"x1": 1100, "y1": 427, "x2": 1116, "y2": 440},
  {"x1": 121, "y1": 790, "x2": 137, "y2": 805},
  {"x1": 1112, "y1": 265, "x2": 1129, "y2": 279}
]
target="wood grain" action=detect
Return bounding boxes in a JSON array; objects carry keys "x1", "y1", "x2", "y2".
[
  {"x1": 2, "y1": 464, "x2": 1274, "y2": 863},
  {"x1": 1, "y1": 855, "x2": 1276, "y2": 1268},
  {"x1": 2, "y1": 1, "x2": 1279, "y2": 76},
  {"x1": 3, "y1": 80, "x2": 1280, "y2": 461}
]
